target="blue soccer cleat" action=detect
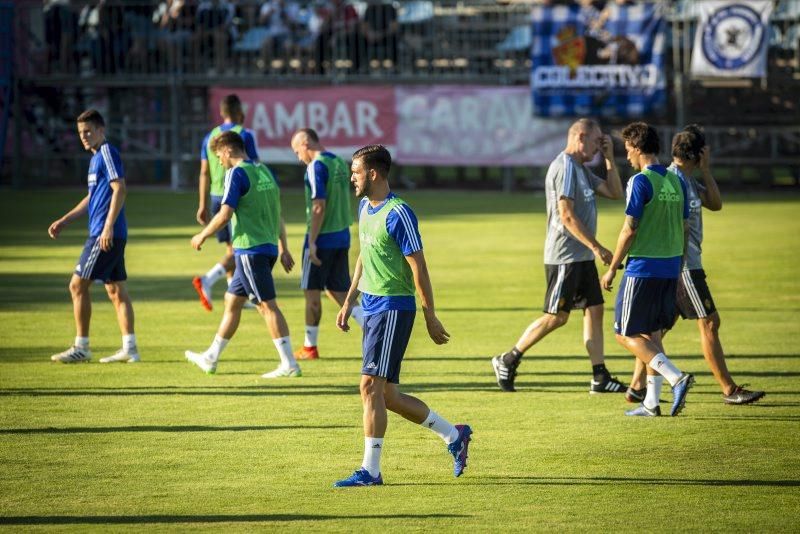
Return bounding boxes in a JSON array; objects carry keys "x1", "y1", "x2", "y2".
[
  {"x1": 670, "y1": 373, "x2": 695, "y2": 416},
  {"x1": 447, "y1": 424, "x2": 473, "y2": 477},
  {"x1": 333, "y1": 468, "x2": 383, "y2": 488},
  {"x1": 625, "y1": 404, "x2": 661, "y2": 417}
]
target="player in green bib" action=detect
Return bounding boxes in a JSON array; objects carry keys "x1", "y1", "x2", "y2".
[
  {"x1": 186, "y1": 131, "x2": 301, "y2": 379},
  {"x1": 289, "y1": 128, "x2": 364, "y2": 361},
  {"x1": 192, "y1": 94, "x2": 260, "y2": 312},
  {"x1": 332, "y1": 145, "x2": 472, "y2": 487},
  {"x1": 601, "y1": 122, "x2": 694, "y2": 417}
]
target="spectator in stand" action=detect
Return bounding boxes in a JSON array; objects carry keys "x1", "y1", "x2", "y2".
[
  {"x1": 44, "y1": 0, "x2": 78, "y2": 74},
  {"x1": 315, "y1": 0, "x2": 359, "y2": 73},
  {"x1": 152, "y1": 0, "x2": 195, "y2": 72},
  {"x1": 196, "y1": 0, "x2": 236, "y2": 73},
  {"x1": 357, "y1": 0, "x2": 399, "y2": 72},
  {"x1": 257, "y1": 0, "x2": 303, "y2": 71},
  {"x1": 78, "y1": 0, "x2": 125, "y2": 74}
]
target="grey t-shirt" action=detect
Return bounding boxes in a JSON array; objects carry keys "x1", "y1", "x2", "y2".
[
  {"x1": 670, "y1": 164, "x2": 705, "y2": 271},
  {"x1": 544, "y1": 152, "x2": 605, "y2": 265}
]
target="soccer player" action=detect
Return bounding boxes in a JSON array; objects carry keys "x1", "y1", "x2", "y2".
[
  {"x1": 600, "y1": 122, "x2": 694, "y2": 417},
  {"x1": 192, "y1": 94, "x2": 260, "y2": 311},
  {"x1": 333, "y1": 145, "x2": 471, "y2": 487},
  {"x1": 289, "y1": 128, "x2": 364, "y2": 360},
  {"x1": 625, "y1": 125, "x2": 765, "y2": 405},
  {"x1": 48, "y1": 109, "x2": 139, "y2": 364},
  {"x1": 184, "y1": 131, "x2": 301, "y2": 378},
  {"x1": 491, "y1": 118, "x2": 626, "y2": 394}
]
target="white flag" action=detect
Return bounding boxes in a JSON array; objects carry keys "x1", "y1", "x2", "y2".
[{"x1": 690, "y1": 0, "x2": 774, "y2": 78}]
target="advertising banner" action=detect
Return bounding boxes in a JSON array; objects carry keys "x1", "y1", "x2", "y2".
[
  {"x1": 690, "y1": 1, "x2": 774, "y2": 78},
  {"x1": 530, "y1": 2, "x2": 667, "y2": 117}
]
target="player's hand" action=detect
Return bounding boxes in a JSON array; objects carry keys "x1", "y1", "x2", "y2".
[
  {"x1": 336, "y1": 304, "x2": 352, "y2": 332},
  {"x1": 425, "y1": 315, "x2": 450, "y2": 345},
  {"x1": 280, "y1": 250, "x2": 294, "y2": 273},
  {"x1": 601, "y1": 268, "x2": 616, "y2": 291},
  {"x1": 196, "y1": 206, "x2": 210, "y2": 226},
  {"x1": 99, "y1": 226, "x2": 114, "y2": 252},
  {"x1": 48, "y1": 219, "x2": 65, "y2": 239},
  {"x1": 593, "y1": 244, "x2": 613, "y2": 266},
  {"x1": 699, "y1": 146, "x2": 711, "y2": 171},
  {"x1": 308, "y1": 243, "x2": 322, "y2": 267},
  {"x1": 600, "y1": 134, "x2": 614, "y2": 160},
  {"x1": 191, "y1": 233, "x2": 206, "y2": 251}
]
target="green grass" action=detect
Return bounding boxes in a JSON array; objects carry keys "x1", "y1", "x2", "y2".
[{"x1": 1, "y1": 189, "x2": 799, "y2": 532}]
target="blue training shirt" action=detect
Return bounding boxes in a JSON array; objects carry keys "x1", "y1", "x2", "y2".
[
  {"x1": 87, "y1": 141, "x2": 127, "y2": 239},
  {"x1": 624, "y1": 165, "x2": 689, "y2": 278},
  {"x1": 221, "y1": 161, "x2": 278, "y2": 256},
  {"x1": 305, "y1": 152, "x2": 350, "y2": 249},
  {"x1": 200, "y1": 123, "x2": 259, "y2": 163},
  {"x1": 359, "y1": 193, "x2": 422, "y2": 315}
]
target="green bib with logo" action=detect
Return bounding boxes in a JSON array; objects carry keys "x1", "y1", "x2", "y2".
[{"x1": 629, "y1": 167, "x2": 684, "y2": 259}]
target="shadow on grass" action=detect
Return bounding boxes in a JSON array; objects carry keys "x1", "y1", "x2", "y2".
[
  {"x1": 392, "y1": 476, "x2": 800, "y2": 488},
  {"x1": 0, "y1": 513, "x2": 468, "y2": 526},
  {"x1": 0, "y1": 424, "x2": 356, "y2": 435}
]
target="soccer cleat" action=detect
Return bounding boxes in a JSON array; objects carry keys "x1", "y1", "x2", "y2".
[
  {"x1": 723, "y1": 386, "x2": 765, "y2": 405},
  {"x1": 333, "y1": 468, "x2": 383, "y2": 487},
  {"x1": 294, "y1": 346, "x2": 319, "y2": 360},
  {"x1": 625, "y1": 404, "x2": 661, "y2": 417},
  {"x1": 185, "y1": 350, "x2": 217, "y2": 374},
  {"x1": 99, "y1": 348, "x2": 141, "y2": 363},
  {"x1": 491, "y1": 355, "x2": 518, "y2": 392},
  {"x1": 447, "y1": 424, "x2": 472, "y2": 477},
  {"x1": 192, "y1": 276, "x2": 213, "y2": 312},
  {"x1": 261, "y1": 366, "x2": 302, "y2": 378},
  {"x1": 589, "y1": 375, "x2": 626, "y2": 394},
  {"x1": 670, "y1": 373, "x2": 695, "y2": 416},
  {"x1": 625, "y1": 386, "x2": 646, "y2": 403},
  {"x1": 51, "y1": 346, "x2": 91, "y2": 363}
]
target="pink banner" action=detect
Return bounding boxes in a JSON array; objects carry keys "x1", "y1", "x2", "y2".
[
  {"x1": 209, "y1": 86, "x2": 396, "y2": 163},
  {"x1": 395, "y1": 86, "x2": 570, "y2": 166}
]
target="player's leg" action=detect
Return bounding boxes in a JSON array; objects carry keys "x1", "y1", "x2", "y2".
[
  {"x1": 192, "y1": 197, "x2": 233, "y2": 311},
  {"x1": 626, "y1": 358, "x2": 648, "y2": 403},
  {"x1": 99, "y1": 281, "x2": 140, "y2": 363},
  {"x1": 326, "y1": 247, "x2": 364, "y2": 327},
  {"x1": 54, "y1": 238, "x2": 99, "y2": 363},
  {"x1": 295, "y1": 289, "x2": 322, "y2": 360},
  {"x1": 584, "y1": 303, "x2": 625, "y2": 394},
  {"x1": 696, "y1": 312, "x2": 734, "y2": 393}
]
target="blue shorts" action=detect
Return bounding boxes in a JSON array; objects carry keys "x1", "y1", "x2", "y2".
[
  {"x1": 614, "y1": 274, "x2": 677, "y2": 336},
  {"x1": 210, "y1": 195, "x2": 231, "y2": 243},
  {"x1": 227, "y1": 253, "x2": 277, "y2": 303},
  {"x1": 300, "y1": 246, "x2": 351, "y2": 292},
  {"x1": 361, "y1": 310, "x2": 415, "y2": 384},
  {"x1": 75, "y1": 237, "x2": 127, "y2": 282}
]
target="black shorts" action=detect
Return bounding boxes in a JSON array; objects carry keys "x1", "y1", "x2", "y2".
[
  {"x1": 543, "y1": 260, "x2": 604, "y2": 314},
  {"x1": 300, "y1": 246, "x2": 351, "y2": 292},
  {"x1": 361, "y1": 309, "x2": 415, "y2": 384},
  {"x1": 614, "y1": 275, "x2": 677, "y2": 336},
  {"x1": 675, "y1": 269, "x2": 717, "y2": 321},
  {"x1": 227, "y1": 253, "x2": 277, "y2": 303},
  {"x1": 75, "y1": 237, "x2": 127, "y2": 282}
]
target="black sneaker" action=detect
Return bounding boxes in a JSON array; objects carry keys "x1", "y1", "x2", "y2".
[
  {"x1": 491, "y1": 355, "x2": 518, "y2": 392},
  {"x1": 723, "y1": 386, "x2": 765, "y2": 405},
  {"x1": 589, "y1": 375, "x2": 626, "y2": 394},
  {"x1": 625, "y1": 386, "x2": 646, "y2": 403}
]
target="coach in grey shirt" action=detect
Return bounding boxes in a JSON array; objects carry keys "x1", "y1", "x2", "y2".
[{"x1": 492, "y1": 118, "x2": 626, "y2": 394}]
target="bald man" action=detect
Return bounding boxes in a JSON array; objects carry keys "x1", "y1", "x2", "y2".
[{"x1": 491, "y1": 119, "x2": 626, "y2": 394}]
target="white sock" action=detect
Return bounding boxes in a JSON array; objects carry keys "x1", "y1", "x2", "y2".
[
  {"x1": 362, "y1": 437, "x2": 383, "y2": 477},
  {"x1": 421, "y1": 410, "x2": 459, "y2": 444},
  {"x1": 75, "y1": 336, "x2": 89, "y2": 350},
  {"x1": 351, "y1": 305, "x2": 365, "y2": 328},
  {"x1": 648, "y1": 353, "x2": 682, "y2": 386},
  {"x1": 122, "y1": 334, "x2": 137, "y2": 352},
  {"x1": 273, "y1": 336, "x2": 297, "y2": 369},
  {"x1": 207, "y1": 335, "x2": 229, "y2": 362},
  {"x1": 204, "y1": 263, "x2": 227, "y2": 287},
  {"x1": 304, "y1": 325, "x2": 319, "y2": 348},
  {"x1": 226, "y1": 276, "x2": 232, "y2": 287},
  {"x1": 644, "y1": 375, "x2": 663, "y2": 410}
]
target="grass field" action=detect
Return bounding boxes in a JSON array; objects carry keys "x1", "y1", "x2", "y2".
[{"x1": 1, "y1": 189, "x2": 799, "y2": 532}]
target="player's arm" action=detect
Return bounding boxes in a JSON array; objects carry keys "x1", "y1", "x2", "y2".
[
  {"x1": 336, "y1": 255, "x2": 363, "y2": 332},
  {"x1": 197, "y1": 159, "x2": 210, "y2": 225},
  {"x1": 308, "y1": 199, "x2": 326, "y2": 266},
  {"x1": 48, "y1": 194, "x2": 90, "y2": 239},
  {"x1": 191, "y1": 204, "x2": 233, "y2": 251},
  {"x1": 697, "y1": 146, "x2": 722, "y2": 211},
  {"x1": 98, "y1": 179, "x2": 127, "y2": 252},
  {"x1": 594, "y1": 134, "x2": 624, "y2": 200},
  {"x1": 600, "y1": 215, "x2": 638, "y2": 291},
  {"x1": 559, "y1": 198, "x2": 612, "y2": 265},
  {"x1": 405, "y1": 251, "x2": 450, "y2": 345},
  {"x1": 278, "y1": 217, "x2": 294, "y2": 273}
]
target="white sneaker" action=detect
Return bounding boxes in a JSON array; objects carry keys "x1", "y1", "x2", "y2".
[
  {"x1": 99, "y1": 348, "x2": 141, "y2": 363},
  {"x1": 185, "y1": 350, "x2": 217, "y2": 374},
  {"x1": 261, "y1": 366, "x2": 302, "y2": 378},
  {"x1": 243, "y1": 300, "x2": 257, "y2": 309},
  {"x1": 51, "y1": 346, "x2": 91, "y2": 363}
]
